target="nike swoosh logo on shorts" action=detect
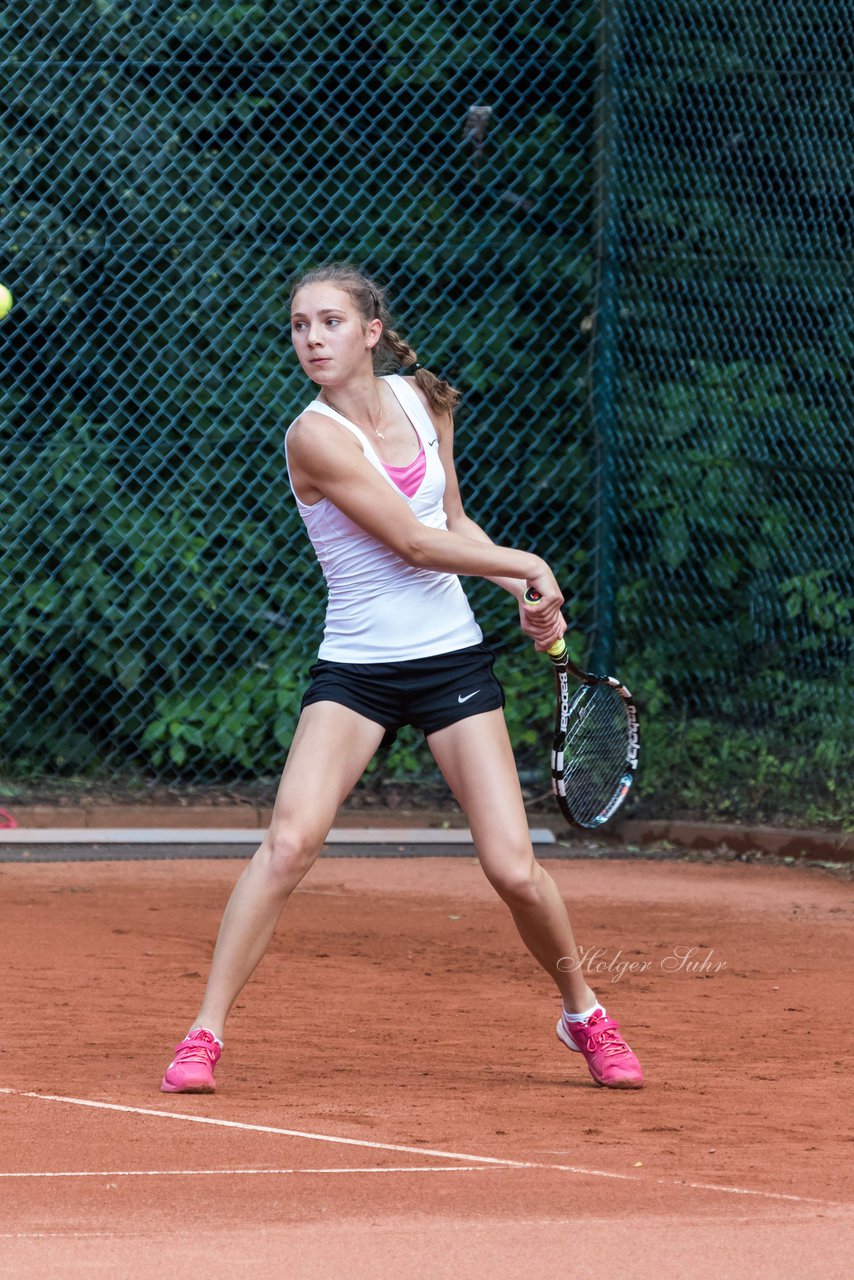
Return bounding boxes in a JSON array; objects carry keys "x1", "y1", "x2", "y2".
[{"x1": 457, "y1": 690, "x2": 480, "y2": 703}]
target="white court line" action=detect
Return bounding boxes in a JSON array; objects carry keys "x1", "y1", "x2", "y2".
[
  {"x1": 0, "y1": 1088, "x2": 841, "y2": 1207},
  {"x1": 0, "y1": 1089, "x2": 533, "y2": 1169},
  {"x1": 0, "y1": 1233, "x2": 120, "y2": 1241},
  {"x1": 0, "y1": 1166, "x2": 490, "y2": 1178},
  {"x1": 548, "y1": 1163, "x2": 838, "y2": 1205}
]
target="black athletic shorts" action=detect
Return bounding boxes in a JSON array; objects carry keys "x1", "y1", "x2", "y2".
[{"x1": 300, "y1": 641, "x2": 505, "y2": 740}]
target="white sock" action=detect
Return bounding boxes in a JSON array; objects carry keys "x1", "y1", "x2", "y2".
[{"x1": 563, "y1": 999, "x2": 603, "y2": 1024}]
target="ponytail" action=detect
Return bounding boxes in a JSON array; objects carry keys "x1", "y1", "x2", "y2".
[{"x1": 373, "y1": 323, "x2": 460, "y2": 417}]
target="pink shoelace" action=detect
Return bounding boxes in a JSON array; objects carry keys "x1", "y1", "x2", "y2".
[
  {"x1": 174, "y1": 1031, "x2": 219, "y2": 1062},
  {"x1": 573, "y1": 1013, "x2": 631, "y2": 1057}
]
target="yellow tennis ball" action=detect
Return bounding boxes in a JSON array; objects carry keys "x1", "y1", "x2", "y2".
[{"x1": 0, "y1": 284, "x2": 12, "y2": 321}]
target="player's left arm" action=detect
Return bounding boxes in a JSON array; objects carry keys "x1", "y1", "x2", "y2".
[
  {"x1": 438, "y1": 420, "x2": 522, "y2": 594},
  {"x1": 411, "y1": 380, "x2": 563, "y2": 643}
]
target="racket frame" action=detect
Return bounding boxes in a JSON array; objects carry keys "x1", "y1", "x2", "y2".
[
  {"x1": 544, "y1": 637, "x2": 639, "y2": 829},
  {"x1": 522, "y1": 586, "x2": 638, "y2": 829}
]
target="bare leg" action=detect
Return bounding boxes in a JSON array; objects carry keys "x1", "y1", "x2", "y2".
[
  {"x1": 190, "y1": 703, "x2": 386, "y2": 1039},
  {"x1": 427, "y1": 710, "x2": 597, "y2": 1013}
]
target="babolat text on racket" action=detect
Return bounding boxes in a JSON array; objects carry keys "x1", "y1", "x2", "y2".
[{"x1": 524, "y1": 588, "x2": 639, "y2": 829}]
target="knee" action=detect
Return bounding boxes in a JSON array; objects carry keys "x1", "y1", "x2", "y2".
[
  {"x1": 255, "y1": 825, "x2": 323, "y2": 890},
  {"x1": 485, "y1": 856, "x2": 544, "y2": 909}
]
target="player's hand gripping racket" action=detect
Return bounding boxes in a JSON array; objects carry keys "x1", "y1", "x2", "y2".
[{"x1": 524, "y1": 588, "x2": 639, "y2": 829}]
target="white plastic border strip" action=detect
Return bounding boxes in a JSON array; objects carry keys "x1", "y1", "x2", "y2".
[{"x1": 0, "y1": 826, "x2": 555, "y2": 845}]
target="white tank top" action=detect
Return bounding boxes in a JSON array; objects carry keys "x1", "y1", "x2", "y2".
[{"x1": 284, "y1": 375, "x2": 483, "y2": 662}]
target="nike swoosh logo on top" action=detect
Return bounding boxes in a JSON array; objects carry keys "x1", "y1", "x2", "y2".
[{"x1": 457, "y1": 690, "x2": 480, "y2": 703}]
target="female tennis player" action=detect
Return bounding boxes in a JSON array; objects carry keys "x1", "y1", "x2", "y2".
[{"x1": 160, "y1": 263, "x2": 644, "y2": 1093}]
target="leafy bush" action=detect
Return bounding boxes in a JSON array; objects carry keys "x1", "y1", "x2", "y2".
[{"x1": 1, "y1": 0, "x2": 850, "y2": 828}]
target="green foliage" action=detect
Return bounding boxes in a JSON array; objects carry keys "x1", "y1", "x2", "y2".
[
  {"x1": 601, "y1": 1, "x2": 852, "y2": 828},
  {"x1": 621, "y1": 674, "x2": 852, "y2": 828},
  {"x1": 141, "y1": 665, "x2": 303, "y2": 771},
  {"x1": 1, "y1": 0, "x2": 599, "y2": 780},
  {"x1": 0, "y1": 413, "x2": 312, "y2": 776},
  {"x1": 1, "y1": 1, "x2": 850, "y2": 828},
  {"x1": 610, "y1": 353, "x2": 852, "y2": 826}
]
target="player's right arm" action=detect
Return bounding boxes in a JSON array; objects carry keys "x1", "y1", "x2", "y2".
[{"x1": 286, "y1": 412, "x2": 563, "y2": 610}]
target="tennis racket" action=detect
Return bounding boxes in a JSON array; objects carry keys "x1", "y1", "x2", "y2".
[{"x1": 524, "y1": 588, "x2": 639, "y2": 829}]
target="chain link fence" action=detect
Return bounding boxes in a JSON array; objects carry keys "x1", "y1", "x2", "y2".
[
  {"x1": 1, "y1": 2, "x2": 850, "y2": 824},
  {"x1": 611, "y1": 1, "x2": 852, "y2": 824}
]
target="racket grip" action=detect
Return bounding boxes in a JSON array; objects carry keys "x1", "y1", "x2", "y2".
[{"x1": 523, "y1": 588, "x2": 567, "y2": 659}]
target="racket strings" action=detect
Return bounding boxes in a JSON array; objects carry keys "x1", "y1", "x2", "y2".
[{"x1": 560, "y1": 685, "x2": 631, "y2": 826}]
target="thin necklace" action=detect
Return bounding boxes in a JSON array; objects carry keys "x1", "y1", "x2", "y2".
[{"x1": 322, "y1": 384, "x2": 385, "y2": 439}]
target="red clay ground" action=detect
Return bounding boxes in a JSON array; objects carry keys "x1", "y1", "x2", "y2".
[{"x1": 1, "y1": 853, "x2": 852, "y2": 1278}]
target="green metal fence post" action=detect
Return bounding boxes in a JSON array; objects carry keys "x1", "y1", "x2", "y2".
[{"x1": 589, "y1": 0, "x2": 622, "y2": 674}]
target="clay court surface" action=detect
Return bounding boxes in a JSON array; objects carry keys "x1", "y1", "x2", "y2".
[{"x1": 1, "y1": 849, "x2": 851, "y2": 1278}]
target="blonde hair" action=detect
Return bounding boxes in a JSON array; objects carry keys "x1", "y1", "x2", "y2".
[{"x1": 289, "y1": 262, "x2": 460, "y2": 416}]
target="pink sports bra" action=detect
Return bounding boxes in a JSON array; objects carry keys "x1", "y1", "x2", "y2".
[{"x1": 382, "y1": 438, "x2": 426, "y2": 498}]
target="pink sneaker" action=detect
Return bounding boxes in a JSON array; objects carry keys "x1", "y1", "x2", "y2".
[
  {"x1": 160, "y1": 1028, "x2": 222, "y2": 1093},
  {"x1": 557, "y1": 1008, "x2": 644, "y2": 1089}
]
